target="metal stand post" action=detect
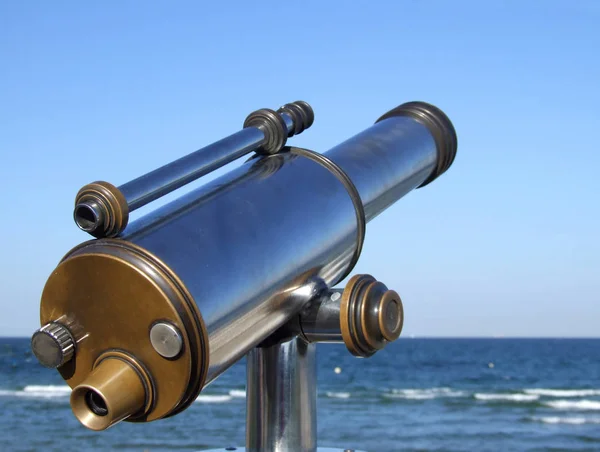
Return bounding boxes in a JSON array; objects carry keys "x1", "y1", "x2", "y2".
[
  {"x1": 204, "y1": 335, "x2": 364, "y2": 451},
  {"x1": 246, "y1": 337, "x2": 317, "y2": 452},
  {"x1": 206, "y1": 274, "x2": 407, "y2": 452}
]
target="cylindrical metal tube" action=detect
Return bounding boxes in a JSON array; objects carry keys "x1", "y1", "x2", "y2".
[
  {"x1": 69, "y1": 356, "x2": 148, "y2": 431},
  {"x1": 73, "y1": 101, "x2": 315, "y2": 238},
  {"x1": 120, "y1": 102, "x2": 454, "y2": 382},
  {"x1": 120, "y1": 127, "x2": 267, "y2": 210},
  {"x1": 246, "y1": 337, "x2": 317, "y2": 452},
  {"x1": 300, "y1": 289, "x2": 344, "y2": 343},
  {"x1": 328, "y1": 117, "x2": 437, "y2": 222},
  {"x1": 120, "y1": 102, "x2": 312, "y2": 210},
  {"x1": 36, "y1": 101, "x2": 457, "y2": 428}
]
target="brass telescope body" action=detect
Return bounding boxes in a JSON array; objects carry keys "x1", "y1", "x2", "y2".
[{"x1": 33, "y1": 100, "x2": 457, "y2": 433}]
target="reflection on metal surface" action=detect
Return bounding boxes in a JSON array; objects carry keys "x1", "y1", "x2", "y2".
[
  {"x1": 300, "y1": 289, "x2": 345, "y2": 343},
  {"x1": 246, "y1": 337, "x2": 316, "y2": 452}
]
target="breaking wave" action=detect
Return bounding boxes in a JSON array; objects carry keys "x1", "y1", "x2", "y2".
[
  {"x1": 524, "y1": 389, "x2": 600, "y2": 397},
  {"x1": 0, "y1": 385, "x2": 71, "y2": 399},
  {"x1": 384, "y1": 388, "x2": 465, "y2": 400},
  {"x1": 228, "y1": 389, "x2": 246, "y2": 398},
  {"x1": 325, "y1": 391, "x2": 351, "y2": 399},
  {"x1": 530, "y1": 416, "x2": 600, "y2": 424},
  {"x1": 195, "y1": 395, "x2": 233, "y2": 403},
  {"x1": 475, "y1": 393, "x2": 539, "y2": 402},
  {"x1": 544, "y1": 400, "x2": 600, "y2": 411}
]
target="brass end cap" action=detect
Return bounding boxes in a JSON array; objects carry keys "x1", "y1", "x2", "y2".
[
  {"x1": 375, "y1": 101, "x2": 457, "y2": 188},
  {"x1": 40, "y1": 240, "x2": 209, "y2": 426},
  {"x1": 340, "y1": 274, "x2": 404, "y2": 357},
  {"x1": 74, "y1": 181, "x2": 129, "y2": 238},
  {"x1": 70, "y1": 352, "x2": 152, "y2": 431}
]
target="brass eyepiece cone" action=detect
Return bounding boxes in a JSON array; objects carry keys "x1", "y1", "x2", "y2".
[{"x1": 70, "y1": 356, "x2": 147, "y2": 431}]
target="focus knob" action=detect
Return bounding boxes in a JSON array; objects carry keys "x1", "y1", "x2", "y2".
[
  {"x1": 340, "y1": 274, "x2": 404, "y2": 357},
  {"x1": 31, "y1": 322, "x2": 75, "y2": 368}
]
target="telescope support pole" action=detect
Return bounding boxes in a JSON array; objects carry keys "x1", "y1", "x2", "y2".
[{"x1": 246, "y1": 337, "x2": 317, "y2": 452}]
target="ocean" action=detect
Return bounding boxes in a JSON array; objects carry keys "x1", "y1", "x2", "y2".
[{"x1": 1, "y1": 338, "x2": 599, "y2": 451}]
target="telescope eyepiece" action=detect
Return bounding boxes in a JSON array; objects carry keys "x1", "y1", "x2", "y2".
[
  {"x1": 70, "y1": 352, "x2": 152, "y2": 431},
  {"x1": 74, "y1": 201, "x2": 104, "y2": 234},
  {"x1": 84, "y1": 389, "x2": 108, "y2": 416},
  {"x1": 73, "y1": 181, "x2": 129, "y2": 238}
]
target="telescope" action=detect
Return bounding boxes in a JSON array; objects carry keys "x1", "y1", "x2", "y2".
[{"x1": 31, "y1": 99, "x2": 457, "y2": 452}]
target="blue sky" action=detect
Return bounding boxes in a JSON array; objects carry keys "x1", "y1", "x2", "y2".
[{"x1": 0, "y1": 1, "x2": 598, "y2": 337}]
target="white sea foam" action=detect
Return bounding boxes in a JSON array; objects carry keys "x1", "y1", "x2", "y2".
[
  {"x1": 23, "y1": 385, "x2": 71, "y2": 393},
  {"x1": 195, "y1": 394, "x2": 233, "y2": 403},
  {"x1": 398, "y1": 388, "x2": 465, "y2": 397},
  {"x1": 384, "y1": 392, "x2": 436, "y2": 400},
  {"x1": 544, "y1": 400, "x2": 600, "y2": 411},
  {"x1": 229, "y1": 389, "x2": 246, "y2": 398},
  {"x1": 325, "y1": 391, "x2": 351, "y2": 399},
  {"x1": 532, "y1": 416, "x2": 600, "y2": 425},
  {"x1": 0, "y1": 385, "x2": 71, "y2": 399},
  {"x1": 474, "y1": 393, "x2": 539, "y2": 402},
  {"x1": 524, "y1": 388, "x2": 600, "y2": 397},
  {"x1": 385, "y1": 388, "x2": 465, "y2": 400}
]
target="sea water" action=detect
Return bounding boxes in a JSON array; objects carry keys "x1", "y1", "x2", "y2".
[{"x1": 1, "y1": 338, "x2": 599, "y2": 451}]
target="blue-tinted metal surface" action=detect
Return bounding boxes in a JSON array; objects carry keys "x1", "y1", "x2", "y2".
[
  {"x1": 121, "y1": 115, "x2": 438, "y2": 382},
  {"x1": 120, "y1": 127, "x2": 266, "y2": 210}
]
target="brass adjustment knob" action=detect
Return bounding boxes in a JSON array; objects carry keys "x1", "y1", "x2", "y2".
[
  {"x1": 340, "y1": 274, "x2": 404, "y2": 357},
  {"x1": 31, "y1": 322, "x2": 75, "y2": 368}
]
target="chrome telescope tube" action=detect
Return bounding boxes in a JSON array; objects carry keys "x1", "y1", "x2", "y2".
[
  {"x1": 33, "y1": 101, "x2": 456, "y2": 431},
  {"x1": 122, "y1": 105, "x2": 454, "y2": 381},
  {"x1": 73, "y1": 101, "x2": 314, "y2": 238}
]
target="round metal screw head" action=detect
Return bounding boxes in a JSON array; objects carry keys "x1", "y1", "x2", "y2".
[{"x1": 149, "y1": 322, "x2": 183, "y2": 359}]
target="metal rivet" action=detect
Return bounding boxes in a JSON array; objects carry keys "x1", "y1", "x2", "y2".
[{"x1": 149, "y1": 322, "x2": 183, "y2": 359}]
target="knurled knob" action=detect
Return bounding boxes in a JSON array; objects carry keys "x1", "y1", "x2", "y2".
[{"x1": 31, "y1": 322, "x2": 75, "y2": 368}]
